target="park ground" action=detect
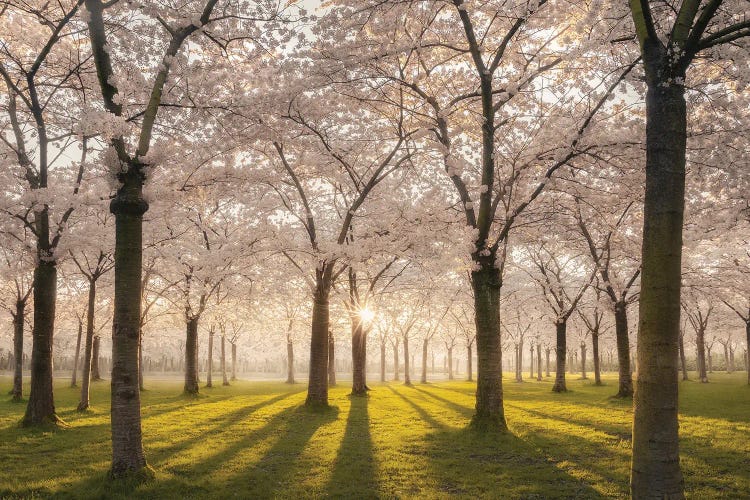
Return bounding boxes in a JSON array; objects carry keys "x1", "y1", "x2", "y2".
[{"x1": 0, "y1": 373, "x2": 748, "y2": 499}]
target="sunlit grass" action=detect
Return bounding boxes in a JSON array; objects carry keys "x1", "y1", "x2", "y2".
[{"x1": 0, "y1": 372, "x2": 748, "y2": 498}]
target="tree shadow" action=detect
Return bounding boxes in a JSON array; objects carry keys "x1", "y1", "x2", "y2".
[{"x1": 324, "y1": 395, "x2": 379, "y2": 498}]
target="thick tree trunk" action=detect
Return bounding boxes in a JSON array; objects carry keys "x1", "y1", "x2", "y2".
[
  {"x1": 630, "y1": 80, "x2": 685, "y2": 499},
  {"x1": 613, "y1": 301, "x2": 633, "y2": 397},
  {"x1": 470, "y1": 265, "x2": 506, "y2": 430},
  {"x1": 403, "y1": 336, "x2": 411, "y2": 385},
  {"x1": 420, "y1": 338, "x2": 428, "y2": 384},
  {"x1": 380, "y1": 343, "x2": 386, "y2": 382},
  {"x1": 552, "y1": 320, "x2": 567, "y2": 392},
  {"x1": 206, "y1": 332, "x2": 213, "y2": 388},
  {"x1": 466, "y1": 344, "x2": 473, "y2": 381},
  {"x1": 536, "y1": 344, "x2": 542, "y2": 382},
  {"x1": 696, "y1": 329, "x2": 708, "y2": 383},
  {"x1": 109, "y1": 171, "x2": 148, "y2": 476},
  {"x1": 11, "y1": 301, "x2": 26, "y2": 401},
  {"x1": 71, "y1": 318, "x2": 83, "y2": 388},
  {"x1": 327, "y1": 329, "x2": 336, "y2": 387},
  {"x1": 78, "y1": 280, "x2": 98, "y2": 411},
  {"x1": 184, "y1": 317, "x2": 199, "y2": 394},
  {"x1": 592, "y1": 334, "x2": 602, "y2": 385},
  {"x1": 580, "y1": 342, "x2": 587, "y2": 379},
  {"x1": 447, "y1": 347, "x2": 453, "y2": 380},
  {"x1": 286, "y1": 340, "x2": 294, "y2": 384},
  {"x1": 23, "y1": 259, "x2": 58, "y2": 425},
  {"x1": 92, "y1": 336, "x2": 101, "y2": 380},
  {"x1": 393, "y1": 342, "x2": 399, "y2": 381},
  {"x1": 307, "y1": 272, "x2": 331, "y2": 405},
  {"x1": 351, "y1": 323, "x2": 367, "y2": 394},
  {"x1": 231, "y1": 343, "x2": 237, "y2": 381}
]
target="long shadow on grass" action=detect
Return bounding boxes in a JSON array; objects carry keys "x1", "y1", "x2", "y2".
[
  {"x1": 392, "y1": 388, "x2": 608, "y2": 498},
  {"x1": 324, "y1": 395, "x2": 379, "y2": 499}
]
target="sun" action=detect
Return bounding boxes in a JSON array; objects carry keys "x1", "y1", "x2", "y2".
[{"x1": 359, "y1": 307, "x2": 375, "y2": 323}]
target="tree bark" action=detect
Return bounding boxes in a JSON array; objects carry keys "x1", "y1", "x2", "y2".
[
  {"x1": 71, "y1": 317, "x2": 83, "y2": 388},
  {"x1": 327, "y1": 329, "x2": 336, "y2": 387},
  {"x1": 613, "y1": 301, "x2": 633, "y2": 397},
  {"x1": 351, "y1": 322, "x2": 367, "y2": 394},
  {"x1": 529, "y1": 344, "x2": 534, "y2": 379},
  {"x1": 466, "y1": 344, "x2": 473, "y2": 381},
  {"x1": 470, "y1": 265, "x2": 506, "y2": 430},
  {"x1": 420, "y1": 338, "x2": 428, "y2": 383},
  {"x1": 545, "y1": 348, "x2": 550, "y2": 377},
  {"x1": 184, "y1": 317, "x2": 199, "y2": 394},
  {"x1": 307, "y1": 272, "x2": 331, "y2": 405},
  {"x1": 447, "y1": 347, "x2": 453, "y2": 380},
  {"x1": 221, "y1": 335, "x2": 228, "y2": 385},
  {"x1": 536, "y1": 344, "x2": 542, "y2": 382},
  {"x1": 23, "y1": 259, "x2": 58, "y2": 425},
  {"x1": 592, "y1": 333, "x2": 602, "y2": 385},
  {"x1": 678, "y1": 333, "x2": 688, "y2": 381},
  {"x1": 630, "y1": 79, "x2": 686, "y2": 499},
  {"x1": 696, "y1": 329, "x2": 708, "y2": 383},
  {"x1": 78, "y1": 279, "x2": 98, "y2": 411},
  {"x1": 580, "y1": 341, "x2": 587, "y2": 379},
  {"x1": 11, "y1": 301, "x2": 26, "y2": 401},
  {"x1": 231, "y1": 342, "x2": 237, "y2": 381},
  {"x1": 286, "y1": 340, "x2": 295, "y2": 384},
  {"x1": 552, "y1": 320, "x2": 567, "y2": 392},
  {"x1": 206, "y1": 331, "x2": 213, "y2": 388},
  {"x1": 138, "y1": 330, "x2": 144, "y2": 391},
  {"x1": 109, "y1": 168, "x2": 148, "y2": 476},
  {"x1": 403, "y1": 336, "x2": 411, "y2": 385},
  {"x1": 92, "y1": 336, "x2": 102, "y2": 380}
]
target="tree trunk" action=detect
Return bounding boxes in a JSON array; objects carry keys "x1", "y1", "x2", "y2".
[
  {"x1": 92, "y1": 336, "x2": 101, "y2": 380},
  {"x1": 138, "y1": 330, "x2": 144, "y2": 391},
  {"x1": 529, "y1": 344, "x2": 534, "y2": 379},
  {"x1": 470, "y1": 265, "x2": 506, "y2": 430},
  {"x1": 286, "y1": 340, "x2": 295, "y2": 384},
  {"x1": 678, "y1": 333, "x2": 688, "y2": 381},
  {"x1": 11, "y1": 301, "x2": 26, "y2": 401},
  {"x1": 71, "y1": 317, "x2": 83, "y2": 388},
  {"x1": 351, "y1": 322, "x2": 367, "y2": 394},
  {"x1": 466, "y1": 344, "x2": 473, "y2": 381},
  {"x1": 447, "y1": 347, "x2": 453, "y2": 380},
  {"x1": 545, "y1": 348, "x2": 550, "y2": 377},
  {"x1": 552, "y1": 320, "x2": 567, "y2": 392},
  {"x1": 184, "y1": 317, "x2": 199, "y2": 394},
  {"x1": 78, "y1": 280, "x2": 98, "y2": 411},
  {"x1": 610, "y1": 301, "x2": 633, "y2": 397},
  {"x1": 327, "y1": 329, "x2": 336, "y2": 387},
  {"x1": 696, "y1": 329, "x2": 708, "y2": 383},
  {"x1": 420, "y1": 338, "x2": 428, "y2": 384},
  {"x1": 206, "y1": 332, "x2": 214, "y2": 388},
  {"x1": 231, "y1": 343, "x2": 237, "y2": 381},
  {"x1": 221, "y1": 335, "x2": 229, "y2": 386},
  {"x1": 592, "y1": 333, "x2": 602, "y2": 385},
  {"x1": 630, "y1": 79, "x2": 686, "y2": 499},
  {"x1": 109, "y1": 170, "x2": 148, "y2": 476},
  {"x1": 536, "y1": 344, "x2": 542, "y2": 382},
  {"x1": 516, "y1": 341, "x2": 523, "y2": 382},
  {"x1": 23, "y1": 259, "x2": 58, "y2": 425},
  {"x1": 723, "y1": 343, "x2": 730, "y2": 373},
  {"x1": 393, "y1": 342, "x2": 399, "y2": 381},
  {"x1": 307, "y1": 272, "x2": 331, "y2": 406},
  {"x1": 580, "y1": 341, "x2": 587, "y2": 379},
  {"x1": 403, "y1": 336, "x2": 411, "y2": 385},
  {"x1": 380, "y1": 343, "x2": 386, "y2": 382}
]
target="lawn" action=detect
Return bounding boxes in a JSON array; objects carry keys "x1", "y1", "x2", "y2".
[{"x1": 0, "y1": 373, "x2": 748, "y2": 499}]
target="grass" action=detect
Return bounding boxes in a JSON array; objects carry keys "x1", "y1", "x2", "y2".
[{"x1": 0, "y1": 372, "x2": 748, "y2": 499}]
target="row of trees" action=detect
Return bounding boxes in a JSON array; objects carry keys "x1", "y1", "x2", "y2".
[{"x1": 1, "y1": 1, "x2": 747, "y2": 497}]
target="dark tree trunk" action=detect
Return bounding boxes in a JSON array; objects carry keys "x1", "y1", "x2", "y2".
[
  {"x1": 630, "y1": 78, "x2": 686, "y2": 499},
  {"x1": 696, "y1": 329, "x2": 708, "y2": 382},
  {"x1": 722, "y1": 343, "x2": 730, "y2": 373},
  {"x1": 614, "y1": 301, "x2": 633, "y2": 397},
  {"x1": 552, "y1": 320, "x2": 567, "y2": 392},
  {"x1": 592, "y1": 333, "x2": 602, "y2": 385},
  {"x1": 184, "y1": 317, "x2": 199, "y2": 394},
  {"x1": 420, "y1": 338, "x2": 428, "y2": 384},
  {"x1": 678, "y1": 333, "x2": 688, "y2": 381},
  {"x1": 71, "y1": 317, "x2": 83, "y2": 388},
  {"x1": 78, "y1": 280, "x2": 98, "y2": 411},
  {"x1": 380, "y1": 343, "x2": 386, "y2": 382},
  {"x1": 580, "y1": 341, "x2": 587, "y2": 379},
  {"x1": 466, "y1": 344, "x2": 473, "y2": 381},
  {"x1": 92, "y1": 336, "x2": 101, "y2": 380},
  {"x1": 286, "y1": 340, "x2": 294, "y2": 384},
  {"x1": 403, "y1": 336, "x2": 411, "y2": 385},
  {"x1": 327, "y1": 329, "x2": 336, "y2": 387},
  {"x1": 470, "y1": 265, "x2": 506, "y2": 430},
  {"x1": 109, "y1": 169, "x2": 148, "y2": 476},
  {"x1": 138, "y1": 330, "x2": 144, "y2": 391},
  {"x1": 206, "y1": 332, "x2": 213, "y2": 387},
  {"x1": 231, "y1": 342, "x2": 237, "y2": 381},
  {"x1": 221, "y1": 335, "x2": 229, "y2": 386},
  {"x1": 536, "y1": 344, "x2": 542, "y2": 382},
  {"x1": 351, "y1": 322, "x2": 367, "y2": 394},
  {"x1": 515, "y1": 341, "x2": 523, "y2": 382},
  {"x1": 545, "y1": 348, "x2": 550, "y2": 377},
  {"x1": 307, "y1": 272, "x2": 331, "y2": 405},
  {"x1": 23, "y1": 259, "x2": 58, "y2": 425},
  {"x1": 529, "y1": 344, "x2": 534, "y2": 379},
  {"x1": 11, "y1": 301, "x2": 26, "y2": 401},
  {"x1": 447, "y1": 347, "x2": 453, "y2": 380}
]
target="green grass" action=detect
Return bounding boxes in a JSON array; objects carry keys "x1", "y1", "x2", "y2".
[{"x1": 1, "y1": 372, "x2": 748, "y2": 499}]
